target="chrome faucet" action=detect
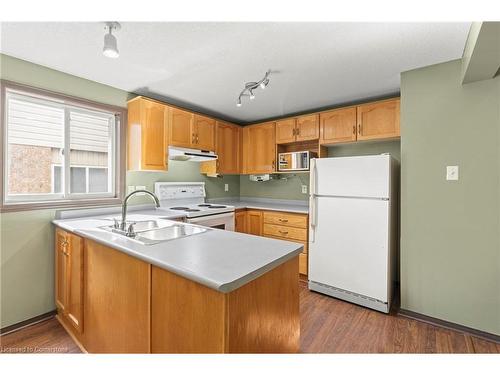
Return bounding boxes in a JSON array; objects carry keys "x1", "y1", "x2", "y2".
[{"x1": 120, "y1": 190, "x2": 161, "y2": 232}]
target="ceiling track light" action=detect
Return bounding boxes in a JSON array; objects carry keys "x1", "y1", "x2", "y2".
[
  {"x1": 236, "y1": 70, "x2": 271, "y2": 107},
  {"x1": 103, "y1": 22, "x2": 121, "y2": 59}
]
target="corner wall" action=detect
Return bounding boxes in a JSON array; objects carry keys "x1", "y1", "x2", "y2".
[{"x1": 400, "y1": 59, "x2": 500, "y2": 335}]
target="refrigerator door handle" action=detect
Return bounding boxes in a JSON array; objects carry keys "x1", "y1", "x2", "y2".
[{"x1": 309, "y1": 158, "x2": 318, "y2": 242}]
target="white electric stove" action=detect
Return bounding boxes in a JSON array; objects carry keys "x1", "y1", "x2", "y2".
[{"x1": 154, "y1": 182, "x2": 235, "y2": 230}]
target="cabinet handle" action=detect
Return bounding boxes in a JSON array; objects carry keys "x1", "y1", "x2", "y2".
[
  {"x1": 278, "y1": 218, "x2": 289, "y2": 223},
  {"x1": 297, "y1": 127, "x2": 300, "y2": 136},
  {"x1": 196, "y1": 134, "x2": 199, "y2": 144},
  {"x1": 353, "y1": 125, "x2": 356, "y2": 134},
  {"x1": 358, "y1": 124, "x2": 362, "y2": 134},
  {"x1": 272, "y1": 160, "x2": 275, "y2": 170},
  {"x1": 63, "y1": 249, "x2": 69, "y2": 256},
  {"x1": 192, "y1": 133, "x2": 195, "y2": 144},
  {"x1": 279, "y1": 230, "x2": 289, "y2": 235}
]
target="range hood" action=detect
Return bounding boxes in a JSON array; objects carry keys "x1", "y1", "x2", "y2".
[{"x1": 168, "y1": 146, "x2": 218, "y2": 162}]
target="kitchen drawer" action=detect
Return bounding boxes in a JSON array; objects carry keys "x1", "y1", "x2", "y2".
[
  {"x1": 263, "y1": 211, "x2": 308, "y2": 228},
  {"x1": 263, "y1": 223, "x2": 307, "y2": 242},
  {"x1": 266, "y1": 236, "x2": 308, "y2": 254},
  {"x1": 299, "y1": 253, "x2": 308, "y2": 275}
]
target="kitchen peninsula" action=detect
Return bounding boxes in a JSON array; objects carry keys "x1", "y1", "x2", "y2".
[{"x1": 52, "y1": 210, "x2": 302, "y2": 353}]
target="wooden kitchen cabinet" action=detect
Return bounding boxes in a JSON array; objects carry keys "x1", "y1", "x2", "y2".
[
  {"x1": 276, "y1": 115, "x2": 319, "y2": 144},
  {"x1": 242, "y1": 122, "x2": 276, "y2": 174},
  {"x1": 193, "y1": 114, "x2": 216, "y2": 151},
  {"x1": 235, "y1": 209, "x2": 247, "y2": 233},
  {"x1": 169, "y1": 110, "x2": 215, "y2": 151},
  {"x1": 200, "y1": 121, "x2": 240, "y2": 176},
  {"x1": 357, "y1": 98, "x2": 400, "y2": 141},
  {"x1": 276, "y1": 118, "x2": 297, "y2": 144},
  {"x1": 55, "y1": 228, "x2": 84, "y2": 334},
  {"x1": 127, "y1": 97, "x2": 168, "y2": 171},
  {"x1": 169, "y1": 107, "x2": 193, "y2": 148},
  {"x1": 296, "y1": 114, "x2": 319, "y2": 141},
  {"x1": 246, "y1": 210, "x2": 263, "y2": 236},
  {"x1": 320, "y1": 107, "x2": 357, "y2": 145}
]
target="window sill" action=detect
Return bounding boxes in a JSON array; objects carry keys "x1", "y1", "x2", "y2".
[{"x1": 0, "y1": 197, "x2": 123, "y2": 213}]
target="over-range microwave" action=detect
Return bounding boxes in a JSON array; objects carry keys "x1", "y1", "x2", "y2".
[{"x1": 278, "y1": 151, "x2": 317, "y2": 172}]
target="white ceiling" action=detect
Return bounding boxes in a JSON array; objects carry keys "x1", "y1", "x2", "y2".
[{"x1": 0, "y1": 22, "x2": 470, "y2": 124}]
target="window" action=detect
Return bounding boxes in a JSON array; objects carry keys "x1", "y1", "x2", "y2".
[{"x1": 1, "y1": 83, "x2": 125, "y2": 210}]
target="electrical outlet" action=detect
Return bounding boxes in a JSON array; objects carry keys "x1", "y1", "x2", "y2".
[
  {"x1": 446, "y1": 166, "x2": 459, "y2": 181},
  {"x1": 224, "y1": 184, "x2": 229, "y2": 192},
  {"x1": 127, "y1": 186, "x2": 135, "y2": 194},
  {"x1": 136, "y1": 185, "x2": 146, "y2": 195},
  {"x1": 301, "y1": 185, "x2": 308, "y2": 194}
]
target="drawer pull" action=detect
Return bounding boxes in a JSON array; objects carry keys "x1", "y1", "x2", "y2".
[
  {"x1": 278, "y1": 219, "x2": 289, "y2": 223},
  {"x1": 279, "y1": 230, "x2": 289, "y2": 235}
]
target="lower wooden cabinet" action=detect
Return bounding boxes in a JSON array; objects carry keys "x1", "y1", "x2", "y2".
[
  {"x1": 235, "y1": 209, "x2": 247, "y2": 233},
  {"x1": 246, "y1": 210, "x2": 263, "y2": 236},
  {"x1": 236, "y1": 209, "x2": 309, "y2": 276},
  {"x1": 55, "y1": 228, "x2": 84, "y2": 335}
]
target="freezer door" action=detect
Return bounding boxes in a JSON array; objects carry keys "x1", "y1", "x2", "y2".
[
  {"x1": 309, "y1": 196, "x2": 390, "y2": 302},
  {"x1": 313, "y1": 155, "x2": 391, "y2": 198}
]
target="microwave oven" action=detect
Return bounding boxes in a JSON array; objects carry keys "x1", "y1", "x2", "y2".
[{"x1": 278, "y1": 151, "x2": 317, "y2": 172}]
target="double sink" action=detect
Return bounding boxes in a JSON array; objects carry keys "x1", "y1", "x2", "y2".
[{"x1": 100, "y1": 218, "x2": 208, "y2": 245}]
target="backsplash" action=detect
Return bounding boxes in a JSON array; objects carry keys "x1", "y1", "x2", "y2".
[
  {"x1": 127, "y1": 161, "x2": 240, "y2": 204},
  {"x1": 240, "y1": 173, "x2": 310, "y2": 201}
]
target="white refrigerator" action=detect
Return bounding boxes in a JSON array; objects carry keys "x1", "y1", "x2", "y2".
[{"x1": 308, "y1": 154, "x2": 398, "y2": 313}]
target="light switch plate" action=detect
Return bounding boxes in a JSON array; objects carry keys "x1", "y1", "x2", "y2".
[
  {"x1": 301, "y1": 185, "x2": 308, "y2": 194},
  {"x1": 446, "y1": 166, "x2": 459, "y2": 181},
  {"x1": 135, "y1": 185, "x2": 146, "y2": 195},
  {"x1": 224, "y1": 184, "x2": 229, "y2": 192},
  {"x1": 127, "y1": 186, "x2": 135, "y2": 194}
]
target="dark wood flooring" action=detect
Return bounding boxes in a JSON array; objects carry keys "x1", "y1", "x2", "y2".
[{"x1": 1, "y1": 280, "x2": 499, "y2": 354}]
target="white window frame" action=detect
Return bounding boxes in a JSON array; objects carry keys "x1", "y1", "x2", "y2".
[{"x1": 0, "y1": 80, "x2": 126, "y2": 212}]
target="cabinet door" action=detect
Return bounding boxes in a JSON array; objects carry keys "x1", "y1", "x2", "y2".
[
  {"x1": 243, "y1": 122, "x2": 276, "y2": 174},
  {"x1": 357, "y1": 99, "x2": 400, "y2": 141},
  {"x1": 235, "y1": 210, "x2": 247, "y2": 233},
  {"x1": 320, "y1": 107, "x2": 357, "y2": 144},
  {"x1": 216, "y1": 122, "x2": 240, "y2": 174},
  {"x1": 296, "y1": 114, "x2": 319, "y2": 142},
  {"x1": 275, "y1": 119, "x2": 296, "y2": 144},
  {"x1": 246, "y1": 210, "x2": 263, "y2": 236},
  {"x1": 169, "y1": 107, "x2": 194, "y2": 148},
  {"x1": 142, "y1": 100, "x2": 167, "y2": 170},
  {"x1": 66, "y1": 233, "x2": 84, "y2": 333},
  {"x1": 55, "y1": 229, "x2": 69, "y2": 313},
  {"x1": 194, "y1": 115, "x2": 215, "y2": 151}
]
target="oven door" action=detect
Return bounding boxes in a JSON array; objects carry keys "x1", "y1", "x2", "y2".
[{"x1": 186, "y1": 212, "x2": 235, "y2": 231}]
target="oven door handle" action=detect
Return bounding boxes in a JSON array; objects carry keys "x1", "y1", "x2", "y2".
[{"x1": 186, "y1": 212, "x2": 235, "y2": 223}]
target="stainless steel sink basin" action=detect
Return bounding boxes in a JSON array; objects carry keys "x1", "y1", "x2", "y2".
[
  {"x1": 99, "y1": 219, "x2": 208, "y2": 245},
  {"x1": 135, "y1": 224, "x2": 207, "y2": 244}
]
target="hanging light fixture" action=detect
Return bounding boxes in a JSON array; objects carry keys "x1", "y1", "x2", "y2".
[
  {"x1": 103, "y1": 22, "x2": 121, "y2": 58},
  {"x1": 236, "y1": 70, "x2": 271, "y2": 107}
]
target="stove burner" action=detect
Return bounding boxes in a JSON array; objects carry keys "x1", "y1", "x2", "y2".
[
  {"x1": 197, "y1": 204, "x2": 212, "y2": 207},
  {"x1": 185, "y1": 209, "x2": 201, "y2": 212},
  {"x1": 170, "y1": 207, "x2": 189, "y2": 210},
  {"x1": 208, "y1": 205, "x2": 226, "y2": 209}
]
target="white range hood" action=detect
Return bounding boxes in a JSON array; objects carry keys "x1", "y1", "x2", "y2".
[{"x1": 168, "y1": 146, "x2": 218, "y2": 162}]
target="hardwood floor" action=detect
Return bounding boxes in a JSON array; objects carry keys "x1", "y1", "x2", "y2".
[{"x1": 1, "y1": 280, "x2": 499, "y2": 354}]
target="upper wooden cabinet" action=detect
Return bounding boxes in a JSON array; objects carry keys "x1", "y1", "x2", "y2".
[
  {"x1": 200, "y1": 121, "x2": 241, "y2": 176},
  {"x1": 128, "y1": 98, "x2": 168, "y2": 171},
  {"x1": 320, "y1": 107, "x2": 357, "y2": 145},
  {"x1": 55, "y1": 228, "x2": 84, "y2": 334},
  {"x1": 193, "y1": 115, "x2": 216, "y2": 151},
  {"x1": 169, "y1": 111, "x2": 215, "y2": 151},
  {"x1": 169, "y1": 107, "x2": 193, "y2": 148},
  {"x1": 357, "y1": 99, "x2": 400, "y2": 141},
  {"x1": 276, "y1": 115, "x2": 319, "y2": 144},
  {"x1": 276, "y1": 119, "x2": 297, "y2": 144},
  {"x1": 242, "y1": 122, "x2": 276, "y2": 174},
  {"x1": 296, "y1": 114, "x2": 319, "y2": 141}
]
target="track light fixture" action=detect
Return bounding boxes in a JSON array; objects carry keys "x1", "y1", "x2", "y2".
[
  {"x1": 103, "y1": 22, "x2": 121, "y2": 58},
  {"x1": 236, "y1": 70, "x2": 271, "y2": 107}
]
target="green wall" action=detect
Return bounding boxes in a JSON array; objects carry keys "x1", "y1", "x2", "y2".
[
  {"x1": 0, "y1": 54, "x2": 237, "y2": 329},
  {"x1": 400, "y1": 59, "x2": 500, "y2": 335},
  {"x1": 328, "y1": 140, "x2": 401, "y2": 161},
  {"x1": 239, "y1": 173, "x2": 310, "y2": 201}
]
